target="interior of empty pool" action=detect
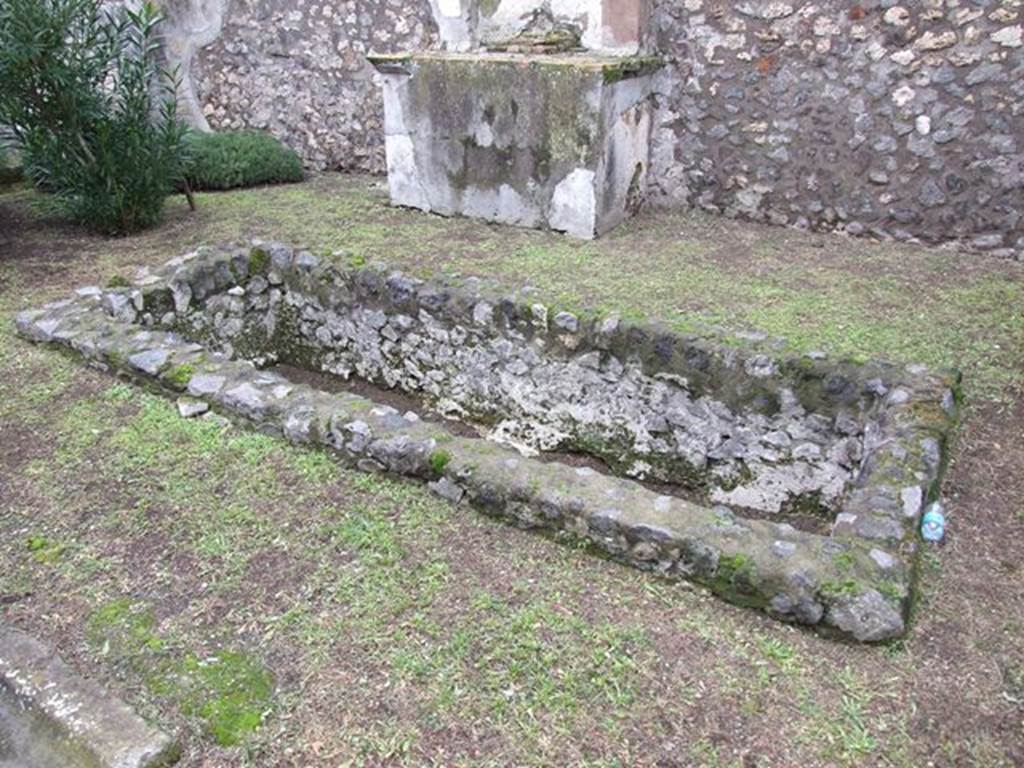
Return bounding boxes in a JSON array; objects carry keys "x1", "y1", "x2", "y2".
[{"x1": 274, "y1": 361, "x2": 838, "y2": 535}]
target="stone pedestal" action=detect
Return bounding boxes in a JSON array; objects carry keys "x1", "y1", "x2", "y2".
[{"x1": 370, "y1": 52, "x2": 659, "y2": 238}]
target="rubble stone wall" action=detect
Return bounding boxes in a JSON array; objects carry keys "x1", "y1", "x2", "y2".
[
  {"x1": 187, "y1": 0, "x2": 438, "y2": 172},
  {"x1": 648, "y1": 0, "x2": 1024, "y2": 254}
]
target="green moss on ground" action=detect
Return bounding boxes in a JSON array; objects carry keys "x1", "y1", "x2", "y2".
[
  {"x1": 86, "y1": 597, "x2": 272, "y2": 747},
  {"x1": 166, "y1": 651, "x2": 274, "y2": 747},
  {"x1": 25, "y1": 534, "x2": 67, "y2": 564},
  {"x1": 86, "y1": 598, "x2": 165, "y2": 656}
]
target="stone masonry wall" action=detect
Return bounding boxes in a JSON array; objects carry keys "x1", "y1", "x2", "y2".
[
  {"x1": 179, "y1": 246, "x2": 870, "y2": 517},
  {"x1": 151, "y1": 242, "x2": 957, "y2": 548},
  {"x1": 190, "y1": 0, "x2": 437, "y2": 172},
  {"x1": 171, "y1": 0, "x2": 1023, "y2": 252},
  {"x1": 647, "y1": 1, "x2": 1024, "y2": 254}
]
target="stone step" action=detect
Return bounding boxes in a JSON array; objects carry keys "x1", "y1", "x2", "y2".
[{"x1": 0, "y1": 623, "x2": 179, "y2": 768}]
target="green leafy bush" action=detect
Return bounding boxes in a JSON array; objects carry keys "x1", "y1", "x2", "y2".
[
  {"x1": 185, "y1": 130, "x2": 304, "y2": 191},
  {"x1": 0, "y1": 0, "x2": 189, "y2": 234}
]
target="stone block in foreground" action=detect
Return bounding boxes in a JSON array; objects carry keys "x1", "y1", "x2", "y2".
[
  {"x1": 0, "y1": 623, "x2": 179, "y2": 768},
  {"x1": 369, "y1": 51, "x2": 660, "y2": 239}
]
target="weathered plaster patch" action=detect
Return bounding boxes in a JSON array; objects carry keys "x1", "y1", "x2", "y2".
[
  {"x1": 384, "y1": 134, "x2": 430, "y2": 211},
  {"x1": 549, "y1": 167, "x2": 597, "y2": 237}
]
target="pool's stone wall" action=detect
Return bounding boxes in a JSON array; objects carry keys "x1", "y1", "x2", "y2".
[
  {"x1": 157, "y1": 243, "x2": 951, "y2": 521},
  {"x1": 14, "y1": 243, "x2": 960, "y2": 641},
  {"x1": 166, "y1": 0, "x2": 1022, "y2": 254}
]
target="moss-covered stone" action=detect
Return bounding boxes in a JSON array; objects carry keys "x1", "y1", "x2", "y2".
[
  {"x1": 428, "y1": 448, "x2": 453, "y2": 477},
  {"x1": 248, "y1": 247, "x2": 271, "y2": 275},
  {"x1": 819, "y1": 579, "x2": 865, "y2": 599},
  {"x1": 600, "y1": 55, "x2": 663, "y2": 85},
  {"x1": 165, "y1": 363, "x2": 195, "y2": 388}
]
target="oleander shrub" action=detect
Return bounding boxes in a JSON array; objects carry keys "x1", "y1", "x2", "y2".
[
  {"x1": 0, "y1": 0, "x2": 189, "y2": 234},
  {"x1": 185, "y1": 130, "x2": 304, "y2": 191}
]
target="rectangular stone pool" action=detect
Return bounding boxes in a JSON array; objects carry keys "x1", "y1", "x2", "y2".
[{"x1": 15, "y1": 243, "x2": 960, "y2": 641}]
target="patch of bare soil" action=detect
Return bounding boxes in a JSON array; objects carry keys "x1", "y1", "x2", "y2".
[
  {"x1": 0, "y1": 183, "x2": 208, "y2": 299},
  {"x1": 0, "y1": 191, "x2": 85, "y2": 288},
  {"x1": 901, "y1": 395, "x2": 1024, "y2": 766}
]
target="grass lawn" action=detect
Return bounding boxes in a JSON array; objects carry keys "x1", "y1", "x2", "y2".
[{"x1": 1, "y1": 175, "x2": 1022, "y2": 767}]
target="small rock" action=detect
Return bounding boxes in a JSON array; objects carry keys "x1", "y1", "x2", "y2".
[
  {"x1": 101, "y1": 292, "x2": 137, "y2": 323},
  {"x1": 970, "y1": 234, "x2": 1004, "y2": 251},
  {"x1": 428, "y1": 476, "x2": 464, "y2": 503},
  {"x1": 887, "y1": 388, "x2": 910, "y2": 406},
  {"x1": 883, "y1": 6, "x2": 910, "y2": 26},
  {"x1": 177, "y1": 398, "x2": 209, "y2": 418},
  {"x1": 772, "y1": 540, "x2": 796, "y2": 558},
  {"x1": 900, "y1": 486, "x2": 923, "y2": 519},
  {"x1": 531, "y1": 303, "x2": 548, "y2": 329},
  {"x1": 891, "y1": 85, "x2": 916, "y2": 107},
  {"x1": 915, "y1": 30, "x2": 957, "y2": 51},
  {"x1": 869, "y1": 548, "x2": 897, "y2": 570},
  {"x1": 553, "y1": 311, "x2": 578, "y2": 333},
  {"x1": 827, "y1": 589, "x2": 904, "y2": 642},
  {"x1": 127, "y1": 348, "x2": 169, "y2": 376},
  {"x1": 472, "y1": 301, "x2": 494, "y2": 326},
  {"x1": 991, "y1": 25, "x2": 1022, "y2": 48},
  {"x1": 293, "y1": 250, "x2": 320, "y2": 272},
  {"x1": 201, "y1": 411, "x2": 231, "y2": 428},
  {"x1": 763, "y1": 430, "x2": 792, "y2": 448},
  {"x1": 187, "y1": 373, "x2": 226, "y2": 397}
]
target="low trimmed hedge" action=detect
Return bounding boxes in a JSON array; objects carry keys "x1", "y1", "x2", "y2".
[{"x1": 185, "y1": 130, "x2": 304, "y2": 191}]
